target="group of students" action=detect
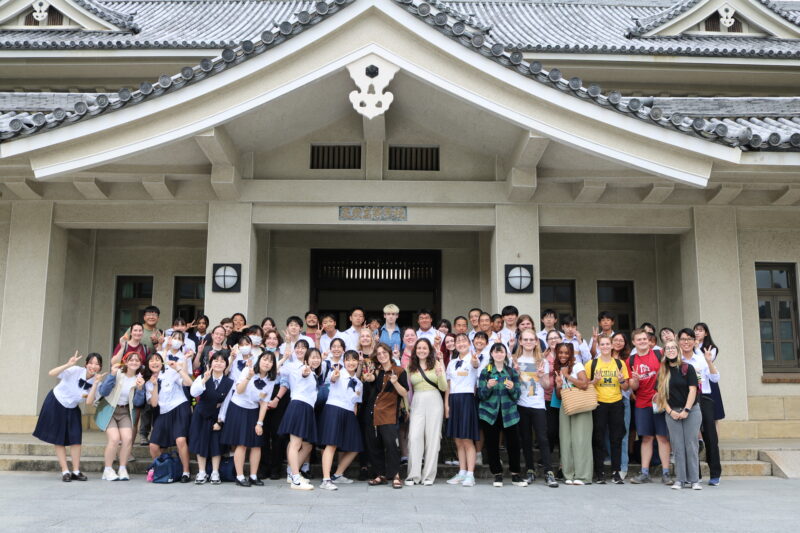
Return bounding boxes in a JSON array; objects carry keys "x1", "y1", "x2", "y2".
[{"x1": 33, "y1": 303, "x2": 722, "y2": 491}]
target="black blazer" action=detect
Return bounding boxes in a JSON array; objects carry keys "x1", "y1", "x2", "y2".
[{"x1": 194, "y1": 376, "x2": 234, "y2": 418}]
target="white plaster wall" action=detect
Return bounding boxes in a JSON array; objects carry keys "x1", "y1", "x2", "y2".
[
  {"x1": 266, "y1": 230, "x2": 481, "y2": 325},
  {"x1": 540, "y1": 233, "x2": 660, "y2": 331},
  {"x1": 738, "y1": 227, "x2": 800, "y2": 397},
  {"x1": 0, "y1": 205, "x2": 10, "y2": 332},
  {"x1": 58, "y1": 231, "x2": 95, "y2": 358}
]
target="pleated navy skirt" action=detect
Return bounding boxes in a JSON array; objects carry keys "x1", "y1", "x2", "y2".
[
  {"x1": 32, "y1": 391, "x2": 82, "y2": 446},
  {"x1": 149, "y1": 402, "x2": 191, "y2": 448},
  {"x1": 189, "y1": 411, "x2": 225, "y2": 457},
  {"x1": 221, "y1": 403, "x2": 264, "y2": 448},
  {"x1": 278, "y1": 400, "x2": 318, "y2": 443},
  {"x1": 446, "y1": 393, "x2": 480, "y2": 441},
  {"x1": 709, "y1": 381, "x2": 726, "y2": 420},
  {"x1": 318, "y1": 405, "x2": 363, "y2": 452}
]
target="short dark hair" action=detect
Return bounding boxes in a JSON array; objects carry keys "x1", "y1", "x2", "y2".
[
  {"x1": 367, "y1": 316, "x2": 381, "y2": 325},
  {"x1": 85, "y1": 352, "x2": 103, "y2": 368},
  {"x1": 245, "y1": 325, "x2": 264, "y2": 337},
  {"x1": 232, "y1": 312, "x2": 247, "y2": 323},
  {"x1": 560, "y1": 314, "x2": 577, "y2": 326},
  {"x1": 479, "y1": 312, "x2": 491, "y2": 320},
  {"x1": 220, "y1": 317, "x2": 233, "y2": 325},
  {"x1": 255, "y1": 351, "x2": 278, "y2": 381},
  {"x1": 453, "y1": 316, "x2": 468, "y2": 325},
  {"x1": 417, "y1": 308, "x2": 433, "y2": 319},
  {"x1": 473, "y1": 332, "x2": 489, "y2": 342},
  {"x1": 541, "y1": 308, "x2": 558, "y2": 319},
  {"x1": 321, "y1": 313, "x2": 337, "y2": 322},
  {"x1": 501, "y1": 305, "x2": 519, "y2": 317},
  {"x1": 143, "y1": 305, "x2": 160, "y2": 316},
  {"x1": 436, "y1": 319, "x2": 451, "y2": 332},
  {"x1": 598, "y1": 310, "x2": 616, "y2": 321},
  {"x1": 491, "y1": 314, "x2": 502, "y2": 321},
  {"x1": 349, "y1": 307, "x2": 365, "y2": 316},
  {"x1": 677, "y1": 328, "x2": 695, "y2": 340},
  {"x1": 305, "y1": 311, "x2": 318, "y2": 320},
  {"x1": 172, "y1": 317, "x2": 187, "y2": 327},
  {"x1": 195, "y1": 315, "x2": 210, "y2": 326},
  {"x1": 286, "y1": 316, "x2": 303, "y2": 327},
  {"x1": 468, "y1": 307, "x2": 483, "y2": 315}
]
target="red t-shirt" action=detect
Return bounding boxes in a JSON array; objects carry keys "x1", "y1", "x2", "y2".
[{"x1": 627, "y1": 350, "x2": 661, "y2": 408}]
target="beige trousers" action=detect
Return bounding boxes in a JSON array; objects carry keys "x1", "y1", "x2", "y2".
[{"x1": 406, "y1": 390, "x2": 443, "y2": 484}]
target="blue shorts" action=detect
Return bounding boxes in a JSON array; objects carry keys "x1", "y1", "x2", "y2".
[{"x1": 634, "y1": 406, "x2": 668, "y2": 437}]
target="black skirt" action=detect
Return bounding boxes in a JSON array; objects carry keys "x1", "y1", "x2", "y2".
[
  {"x1": 149, "y1": 402, "x2": 191, "y2": 448},
  {"x1": 318, "y1": 404, "x2": 363, "y2": 452},
  {"x1": 32, "y1": 391, "x2": 82, "y2": 446},
  {"x1": 188, "y1": 410, "x2": 225, "y2": 457},
  {"x1": 278, "y1": 400, "x2": 318, "y2": 443},
  {"x1": 221, "y1": 403, "x2": 264, "y2": 448},
  {"x1": 446, "y1": 393, "x2": 480, "y2": 441}
]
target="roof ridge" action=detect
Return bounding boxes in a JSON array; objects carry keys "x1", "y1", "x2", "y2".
[
  {"x1": 74, "y1": 0, "x2": 141, "y2": 32},
  {"x1": 2, "y1": 0, "x2": 799, "y2": 151}
]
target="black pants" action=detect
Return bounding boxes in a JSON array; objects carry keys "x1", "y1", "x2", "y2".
[
  {"x1": 138, "y1": 404, "x2": 154, "y2": 438},
  {"x1": 546, "y1": 404, "x2": 560, "y2": 453},
  {"x1": 258, "y1": 407, "x2": 284, "y2": 477},
  {"x1": 518, "y1": 406, "x2": 551, "y2": 472},
  {"x1": 700, "y1": 394, "x2": 722, "y2": 479},
  {"x1": 592, "y1": 400, "x2": 624, "y2": 475},
  {"x1": 365, "y1": 423, "x2": 401, "y2": 479},
  {"x1": 481, "y1": 416, "x2": 521, "y2": 475}
]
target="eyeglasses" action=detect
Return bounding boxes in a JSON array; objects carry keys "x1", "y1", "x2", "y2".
[{"x1": 678, "y1": 338, "x2": 694, "y2": 342}]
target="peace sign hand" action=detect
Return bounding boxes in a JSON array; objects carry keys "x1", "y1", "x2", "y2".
[{"x1": 68, "y1": 350, "x2": 81, "y2": 366}]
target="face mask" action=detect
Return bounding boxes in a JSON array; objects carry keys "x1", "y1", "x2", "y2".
[
  {"x1": 249, "y1": 335, "x2": 263, "y2": 345},
  {"x1": 170, "y1": 339, "x2": 182, "y2": 350},
  {"x1": 240, "y1": 346, "x2": 252, "y2": 356}
]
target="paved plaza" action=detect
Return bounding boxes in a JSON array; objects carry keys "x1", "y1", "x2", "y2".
[{"x1": 0, "y1": 472, "x2": 797, "y2": 533}]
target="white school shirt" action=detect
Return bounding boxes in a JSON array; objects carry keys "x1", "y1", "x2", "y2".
[
  {"x1": 468, "y1": 329, "x2": 478, "y2": 342},
  {"x1": 287, "y1": 366, "x2": 319, "y2": 407},
  {"x1": 53, "y1": 366, "x2": 95, "y2": 409},
  {"x1": 475, "y1": 346, "x2": 492, "y2": 373},
  {"x1": 160, "y1": 349, "x2": 193, "y2": 376},
  {"x1": 446, "y1": 355, "x2": 479, "y2": 394},
  {"x1": 500, "y1": 326, "x2": 517, "y2": 346},
  {"x1": 116, "y1": 374, "x2": 139, "y2": 406},
  {"x1": 232, "y1": 373, "x2": 278, "y2": 410},
  {"x1": 516, "y1": 356, "x2": 549, "y2": 410},
  {"x1": 341, "y1": 327, "x2": 362, "y2": 351},
  {"x1": 324, "y1": 357, "x2": 345, "y2": 383},
  {"x1": 684, "y1": 352, "x2": 720, "y2": 395},
  {"x1": 326, "y1": 370, "x2": 362, "y2": 411},
  {"x1": 145, "y1": 367, "x2": 188, "y2": 414},
  {"x1": 228, "y1": 352, "x2": 257, "y2": 384},
  {"x1": 160, "y1": 331, "x2": 197, "y2": 357},
  {"x1": 278, "y1": 334, "x2": 317, "y2": 354},
  {"x1": 416, "y1": 328, "x2": 438, "y2": 345},
  {"x1": 319, "y1": 331, "x2": 345, "y2": 354},
  {"x1": 563, "y1": 336, "x2": 592, "y2": 364}
]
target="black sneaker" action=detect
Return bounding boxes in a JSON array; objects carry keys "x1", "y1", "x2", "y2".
[
  {"x1": 62, "y1": 473, "x2": 72, "y2": 482},
  {"x1": 556, "y1": 468, "x2": 565, "y2": 481},
  {"x1": 493, "y1": 474, "x2": 504, "y2": 487},
  {"x1": 235, "y1": 477, "x2": 251, "y2": 487},
  {"x1": 594, "y1": 474, "x2": 606, "y2": 485},
  {"x1": 612, "y1": 471, "x2": 624, "y2": 485},
  {"x1": 180, "y1": 474, "x2": 190, "y2": 483},
  {"x1": 545, "y1": 471, "x2": 559, "y2": 488},
  {"x1": 511, "y1": 474, "x2": 528, "y2": 487},
  {"x1": 250, "y1": 477, "x2": 264, "y2": 486},
  {"x1": 70, "y1": 472, "x2": 87, "y2": 481},
  {"x1": 269, "y1": 471, "x2": 282, "y2": 481},
  {"x1": 524, "y1": 470, "x2": 535, "y2": 484}
]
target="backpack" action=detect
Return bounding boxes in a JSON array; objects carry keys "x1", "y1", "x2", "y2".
[
  {"x1": 589, "y1": 357, "x2": 622, "y2": 381},
  {"x1": 149, "y1": 452, "x2": 182, "y2": 483}
]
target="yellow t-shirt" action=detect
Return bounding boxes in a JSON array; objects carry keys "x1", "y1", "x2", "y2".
[{"x1": 591, "y1": 358, "x2": 629, "y2": 404}]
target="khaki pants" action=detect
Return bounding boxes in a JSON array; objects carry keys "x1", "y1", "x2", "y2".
[
  {"x1": 406, "y1": 390, "x2": 443, "y2": 484},
  {"x1": 559, "y1": 408, "x2": 593, "y2": 483}
]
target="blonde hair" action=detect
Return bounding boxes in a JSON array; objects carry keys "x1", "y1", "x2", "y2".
[
  {"x1": 383, "y1": 303, "x2": 400, "y2": 314},
  {"x1": 656, "y1": 341, "x2": 679, "y2": 409}
]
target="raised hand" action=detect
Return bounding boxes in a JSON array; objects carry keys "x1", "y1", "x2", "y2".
[
  {"x1": 301, "y1": 365, "x2": 311, "y2": 377},
  {"x1": 331, "y1": 367, "x2": 341, "y2": 382},
  {"x1": 487, "y1": 378, "x2": 498, "y2": 389},
  {"x1": 68, "y1": 350, "x2": 81, "y2": 366},
  {"x1": 203, "y1": 368, "x2": 212, "y2": 382},
  {"x1": 135, "y1": 376, "x2": 145, "y2": 390},
  {"x1": 389, "y1": 371, "x2": 398, "y2": 384},
  {"x1": 704, "y1": 348, "x2": 714, "y2": 363}
]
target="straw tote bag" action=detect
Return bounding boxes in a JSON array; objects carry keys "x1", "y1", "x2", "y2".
[{"x1": 561, "y1": 383, "x2": 598, "y2": 416}]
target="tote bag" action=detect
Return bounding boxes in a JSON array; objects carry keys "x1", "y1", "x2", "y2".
[{"x1": 561, "y1": 383, "x2": 598, "y2": 416}]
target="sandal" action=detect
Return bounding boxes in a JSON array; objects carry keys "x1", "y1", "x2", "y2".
[
  {"x1": 392, "y1": 476, "x2": 403, "y2": 489},
  {"x1": 368, "y1": 476, "x2": 388, "y2": 486}
]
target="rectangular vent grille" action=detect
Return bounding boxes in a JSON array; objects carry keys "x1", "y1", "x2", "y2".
[
  {"x1": 310, "y1": 144, "x2": 361, "y2": 169},
  {"x1": 388, "y1": 146, "x2": 440, "y2": 171}
]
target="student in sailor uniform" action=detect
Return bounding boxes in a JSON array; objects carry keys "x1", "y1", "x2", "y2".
[
  {"x1": 222, "y1": 351, "x2": 278, "y2": 487},
  {"x1": 318, "y1": 350, "x2": 364, "y2": 490},
  {"x1": 278, "y1": 347, "x2": 323, "y2": 490},
  {"x1": 444, "y1": 333, "x2": 480, "y2": 487},
  {"x1": 160, "y1": 318, "x2": 197, "y2": 359},
  {"x1": 472, "y1": 332, "x2": 491, "y2": 372},
  {"x1": 160, "y1": 330, "x2": 195, "y2": 377},
  {"x1": 189, "y1": 352, "x2": 234, "y2": 485},
  {"x1": 144, "y1": 353, "x2": 194, "y2": 483},
  {"x1": 228, "y1": 336, "x2": 256, "y2": 385},
  {"x1": 33, "y1": 351, "x2": 104, "y2": 482},
  {"x1": 272, "y1": 339, "x2": 311, "y2": 479}
]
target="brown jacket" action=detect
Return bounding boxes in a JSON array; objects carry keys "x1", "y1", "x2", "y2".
[{"x1": 371, "y1": 365, "x2": 408, "y2": 426}]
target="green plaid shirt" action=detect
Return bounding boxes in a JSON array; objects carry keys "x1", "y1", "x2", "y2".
[{"x1": 477, "y1": 364, "x2": 521, "y2": 427}]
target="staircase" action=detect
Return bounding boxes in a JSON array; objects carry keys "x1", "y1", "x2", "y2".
[{"x1": 0, "y1": 432, "x2": 789, "y2": 478}]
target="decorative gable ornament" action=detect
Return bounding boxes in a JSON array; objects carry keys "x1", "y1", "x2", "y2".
[
  {"x1": 346, "y1": 55, "x2": 399, "y2": 120},
  {"x1": 31, "y1": 0, "x2": 49, "y2": 22},
  {"x1": 718, "y1": 4, "x2": 736, "y2": 27}
]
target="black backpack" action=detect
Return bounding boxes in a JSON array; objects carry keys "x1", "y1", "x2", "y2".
[{"x1": 589, "y1": 357, "x2": 622, "y2": 381}]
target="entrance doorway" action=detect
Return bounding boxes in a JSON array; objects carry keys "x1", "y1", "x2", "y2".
[{"x1": 309, "y1": 249, "x2": 441, "y2": 329}]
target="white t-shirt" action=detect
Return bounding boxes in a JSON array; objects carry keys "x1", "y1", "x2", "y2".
[
  {"x1": 517, "y1": 356, "x2": 549, "y2": 410},
  {"x1": 446, "y1": 355, "x2": 479, "y2": 394},
  {"x1": 145, "y1": 367, "x2": 188, "y2": 414},
  {"x1": 319, "y1": 331, "x2": 345, "y2": 354},
  {"x1": 116, "y1": 374, "x2": 138, "y2": 406},
  {"x1": 326, "y1": 370, "x2": 362, "y2": 411},
  {"x1": 53, "y1": 366, "x2": 94, "y2": 409}
]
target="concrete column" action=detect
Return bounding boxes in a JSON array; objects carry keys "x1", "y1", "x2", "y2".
[
  {"x1": 0, "y1": 202, "x2": 68, "y2": 427},
  {"x1": 204, "y1": 202, "x2": 258, "y2": 324},
  {"x1": 489, "y1": 205, "x2": 540, "y2": 317},
  {"x1": 680, "y1": 206, "x2": 747, "y2": 420}
]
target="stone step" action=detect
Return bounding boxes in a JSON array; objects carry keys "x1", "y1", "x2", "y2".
[{"x1": 0, "y1": 454, "x2": 772, "y2": 478}]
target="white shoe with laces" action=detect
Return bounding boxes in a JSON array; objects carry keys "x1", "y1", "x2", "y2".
[
  {"x1": 117, "y1": 466, "x2": 130, "y2": 481},
  {"x1": 319, "y1": 480, "x2": 338, "y2": 491},
  {"x1": 671, "y1": 481, "x2": 682, "y2": 490},
  {"x1": 331, "y1": 474, "x2": 353, "y2": 484},
  {"x1": 447, "y1": 473, "x2": 465, "y2": 485},
  {"x1": 572, "y1": 480, "x2": 585, "y2": 486},
  {"x1": 692, "y1": 482, "x2": 703, "y2": 490},
  {"x1": 102, "y1": 467, "x2": 119, "y2": 481}
]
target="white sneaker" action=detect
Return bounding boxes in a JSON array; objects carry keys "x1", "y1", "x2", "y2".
[
  {"x1": 572, "y1": 480, "x2": 585, "y2": 486},
  {"x1": 691, "y1": 482, "x2": 703, "y2": 490},
  {"x1": 671, "y1": 481, "x2": 682, "y2": 490},
  {"x1": 291, "y1": 480, "x2": 314, "y2": 491},
  {"x1": 619, "y1": 470, "x2": 627, "y2": 480},
  {"x1": 195, "y1": 472, "x2": 207, "y2": 485},
  {"x1": 117, "y1": 466, "x2": 130, "y2": 481},
  {"x1": 210, "y1": 471, "x2": 221, "y2": 485},
  {"x1": 422, "y1": 479, "x2": 434, "y2": 486},
  {"x1": 565, "y1": 479, "x2": 574, "y2": 485},
  {"x1": 288, "y1": 474, "x2": 310, "y2": 484},
  {"x1": 462, "y1": 475, "x2": 475, "y2": 487},
  {"x1": 331, "y1": 474, "x2": 353, "y2": 484},
  {"x1": 319, "y1": 480, "x2": 338, "y2": 491},
  {"x1": 102, "y1": 467, "x2": 119, "y2": 481},
  {"x1": 447, "y1": 473, "x2": 465, "y2": 485},
  {"x1": 404, "y1": 479, "x2": 415, "y2": 486}
]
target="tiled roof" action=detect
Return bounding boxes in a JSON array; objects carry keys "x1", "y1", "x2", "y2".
[
  {"x1": 0, "y1": 0, "x2": 799, "y2": 58},
  {"x1": 1, "y1": 0, "x2": 799, "y2": 152},
  {"x1": 71, "y1": 0, "x2": 140, "y2": 32}
]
